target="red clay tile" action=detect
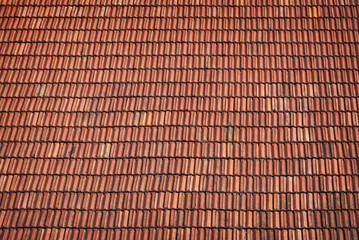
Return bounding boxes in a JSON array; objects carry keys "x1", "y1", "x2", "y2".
[{"x1": 0, "y1": 0, "x2": 359, "y2": 238}]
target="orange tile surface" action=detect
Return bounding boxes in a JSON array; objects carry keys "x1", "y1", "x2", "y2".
[{"x1": 0, "y1": 0, "x2": 359, "y2": 239}]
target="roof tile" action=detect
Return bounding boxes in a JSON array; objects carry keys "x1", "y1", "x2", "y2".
[{"x1": 0, "y1": 0, "x2": 359, "y2": 238}]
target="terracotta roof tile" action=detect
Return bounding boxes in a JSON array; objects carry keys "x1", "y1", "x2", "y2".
[{"x1": 1, "y1": 0, "x2": 359, "y2": 238}]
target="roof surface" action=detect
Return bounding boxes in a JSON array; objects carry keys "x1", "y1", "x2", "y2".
[{"x1": 0, "y1": 0, "x2": 359, "y2": 239}]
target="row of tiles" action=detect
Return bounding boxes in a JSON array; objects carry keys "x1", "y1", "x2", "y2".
[
  {"x1": 1, "y1": 17, "x2": 358, "y2": 31},
  {"x1": 1, "y1": 42, "x2": 358, "y2": 56},
  {"x1": 2, "y1": 112, "x2": 358, "y2": 127},
  {"x1": 1, "y1": 69, "x2": 358, "y2": 83},
  {"x1": 1, "y1": 0, "x2": 357, "y2": 6},
  {"x1": 0, "y1": 202, "x2": 358, "y2": 230},
  {"x1": 1, "y1": 158, "x2": 357, "y2": 175},
  {"x1": 0, "y1": 172, "x2": 357, "y2": 193},
  {"x1": 1, "y1": 5, "x2": 357, "y2": 18},
  {"x1": 0, "y1": 174, "x2": 357, "y2": 194},
  {"x1": 1, "y1": 125, "x2": 358, "y2": 142},
  {"x1": 0, "y1": 228, "x2": 357, "y2": 240},
  {"x1": 0, "y1": 97, "x2": 357, "y2": 112},
  {"x1": 0, "y1": 193, "x2": 357, "y2": 218},
  {"x1": 1, "y1": 29, "x2": 357, "y2": 43},
  {"x1": 0, "y1": 142, "x2": 357, "y2": 158},
  {"x1": 1, "y1": 56, "x2": 357, "y2": 70},
  {"x1": 1, "y1": 82, "x2": 358, "y2": 98},
  {"x1": 0, "y1": 175, "x2": 359, "y2": 195}
]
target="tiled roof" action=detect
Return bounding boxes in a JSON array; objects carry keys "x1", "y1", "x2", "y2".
[{"x1": 1, "y1": 0, "x2": 359, "y2": 238}]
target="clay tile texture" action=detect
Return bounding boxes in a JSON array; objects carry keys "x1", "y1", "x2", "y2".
[{"x1": 0, "y1": 0, "x2": 359, "y2": 239}]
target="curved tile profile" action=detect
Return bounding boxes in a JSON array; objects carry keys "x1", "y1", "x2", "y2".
[{"x1": 0, "y1": 0, "x2": 359, "y2": 239}]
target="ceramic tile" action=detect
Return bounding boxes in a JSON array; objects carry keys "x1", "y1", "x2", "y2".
[{"x1": 0, "y1": 0, "x2": 358, "y2": 238}]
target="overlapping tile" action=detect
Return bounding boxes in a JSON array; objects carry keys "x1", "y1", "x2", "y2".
[{"x1": 0, "y1": 0, "x2": 359, "y2": 239}]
